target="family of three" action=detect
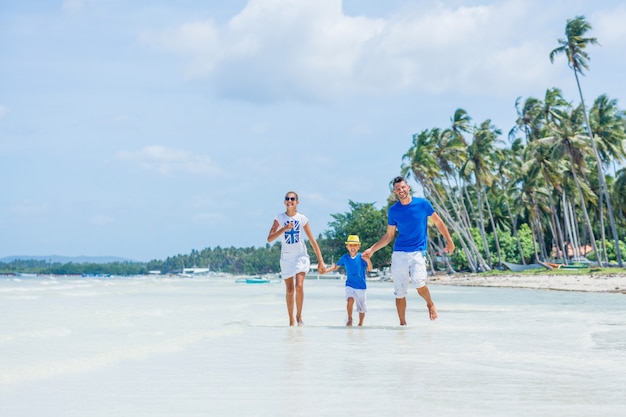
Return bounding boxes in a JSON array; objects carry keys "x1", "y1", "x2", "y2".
[{"x1": 266, "y1": 176, "x2": 455, "y2": 327}]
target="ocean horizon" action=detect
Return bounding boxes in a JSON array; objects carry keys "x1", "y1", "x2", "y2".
[{"x1": 1, "y1": 274, "x2": 625, "y2": 417}]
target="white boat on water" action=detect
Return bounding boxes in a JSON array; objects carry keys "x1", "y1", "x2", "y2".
[
  {"x1": 179, "y1": 267, "x2": 211, "y2": 278},
  {"x1": 305, "y1": 264, "x2": 346, "y2": 280}
]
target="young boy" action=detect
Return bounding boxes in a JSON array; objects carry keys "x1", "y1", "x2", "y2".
[{"x1": 324, "y1": 235, "x2": 372, "y2": 326}]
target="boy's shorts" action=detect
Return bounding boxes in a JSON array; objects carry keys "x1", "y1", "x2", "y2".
[
  {"x1": 391, "y1": 251, "x2": 427, "y2": 298},
  {"x1": 345, "y1": 286, "x2": 367, "y2": 313}
]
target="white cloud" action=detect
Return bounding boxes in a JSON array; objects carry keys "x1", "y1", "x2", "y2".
[
  {"x1": 11, "y1": 200, "x2": 50, "y2": 216},
  {"x1": 592, "y1": 6, "x2": 626, "y2": 46},
  {"x1": 91, "y1": 214, "x2": 114, "y2": 226},
  {"x1": 247, "y1": 121, "x2": 272, "y2": 135},
  {"x1": 62, "y1": 0, "x2": 84, "y2": 14},
  {"x1": 115, "y1": 145, "x2": 223, "y2": 176},
  {"x1": 143, "y1": 0, "x2": 562, "y2": 101}
]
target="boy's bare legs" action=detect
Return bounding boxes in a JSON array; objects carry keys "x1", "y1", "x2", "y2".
[
  {"x1": 295, "y1": 273, "x2": 305, "y2": 325},
  {"x1": 358, "y1": 312, "x2": 365, "y2": 326},
  {"x1": 346, "y1": 297, "x2": 354, "y2": 326},
  {"x1": 417, "y1": 286, "x2": 437, "y2": 320},
  {"x1": 396, "y1": 297, "x2": 407, "y2": 325}
]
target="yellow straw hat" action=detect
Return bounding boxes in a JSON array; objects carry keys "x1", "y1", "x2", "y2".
[{"x1": 345, "y1": 235, "x2": 361, "y2": 245}]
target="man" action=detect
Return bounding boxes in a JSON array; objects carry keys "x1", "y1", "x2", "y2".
[{"x1": 362, "y1": 176, "x2": 455, "y2": 324}]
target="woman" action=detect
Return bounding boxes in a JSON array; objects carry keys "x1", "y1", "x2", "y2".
[{"x1": 267, "y1": 191, "x2": 326, "y2": 326}]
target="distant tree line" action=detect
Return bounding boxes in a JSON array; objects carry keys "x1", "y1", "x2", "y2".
[{"x1": 2, "y1": 194, "x2": 624, "y2": 276}]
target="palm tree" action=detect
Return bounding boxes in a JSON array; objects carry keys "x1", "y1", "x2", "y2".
[
  {"x1": 550, "y1": 15, "x2": 622, "y2": 266},
  {"x1": 402, "y1": 127, "x2": 489, "y2": 272},
  {"x1": 589, "y1": 101, "x2": 626, "y2": 262},
  {"x1": 460, "y1": 119, "x2": 502, "y2": 268},
  {"x1": 524, "y1": 136, "x2": 569, "y2": 262},
  {"x1": 613, "y1": 168, "x2": 626, "y2": 221},
  {"x1": 589, "y1": 94, "x2": 626, "y2": 172},
  {"x1": 494, "y1": 140, "x2": 527, "y2": 263},
  {"x1": 537, "y1": 108, "x2": 602, "y2": 264},
  {"x1": 517, "y1": 161, "x2": 550, "y2": 262},
  {"x1": 510, "y1": 96, "x2": 543, "y2": 144}
]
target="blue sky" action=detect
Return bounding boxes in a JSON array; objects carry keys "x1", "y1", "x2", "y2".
[{"x1": 2, "y1": 0, "x2": 625, "y2": 262}]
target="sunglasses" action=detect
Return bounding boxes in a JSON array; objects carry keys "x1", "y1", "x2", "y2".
[{"x1": 284, "y1": 196, "x2": 297, "y2": 201}]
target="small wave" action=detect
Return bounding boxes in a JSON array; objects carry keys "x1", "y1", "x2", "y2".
[
  {"x1": 0, "y1": 327, "x2": 243, "y2": 385},
  {"x1": 0, "y1": 327, "x2": 72, "y2": 345}
]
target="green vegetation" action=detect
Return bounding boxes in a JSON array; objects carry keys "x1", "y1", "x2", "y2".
[{"x1": 2, "y1": 16, "x2": 625, "y2": 277}]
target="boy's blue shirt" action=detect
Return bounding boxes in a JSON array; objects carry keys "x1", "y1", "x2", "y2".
[{"x1": 337, "y1": 253, "x2": 367, "y2": 289}]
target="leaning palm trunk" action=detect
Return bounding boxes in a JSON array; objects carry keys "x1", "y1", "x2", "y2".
[
  {"x1": 574, "y1": 75, "x2": 621, "y2": 266},
  {"x1": 569, "y1": 165, "x2": 601, "y2": 262},
  {"x1": 475, "y1": 186, "x2": 493, "y2": 267},
  {"x1": 504, "y1": 198, "x2": 526, "y2": 264},
  {"x1": 429, "y1": 239, "x2": 455, "y2": 274},
  {"x1": 549, "y1": 195, "x2": 567, "y2": 263},
  {"x1": 463, "y1": 185, "x2": 492, "y2": 269},
  {"x1": 425, "y1": 185, "x2": 481, "y2": 272},
  {"x1": 563, "y1": 195, "x2": 578, "y2": 260},
  {"x1": 596, "y1": 191, "x2": 609, "y2": 264},
  {"x1": 532, "y1": 199, "x2": 548, "y2": 261},
  {"x1": 528, "y1": 209, "x2": 541, "y2": 262},
  {"x1": 544, "y1": 173, "x2": 568, "y2": 262},
  {"x1": 428, "y1": 193, "x2": 488, "y2": 272},
  {"x1": 484, "y1": 195, "x2": 503, "y2": 266},
  {"x1": 415, "y1": 175, "x2": 479, "y2": 272},
  {"x1": 426, "y1": 244, "x2": 437, "y2": 275},
  {"x1": 448, "y1": 176, "x2": 474, "y2": 233}
]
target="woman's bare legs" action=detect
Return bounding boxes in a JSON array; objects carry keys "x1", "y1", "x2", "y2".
[
  {"x1": 295, "y1": 272, "x2": 305, "y2": 325},
  {"x1": 284, "y1": 277, "x2": 296, "y2": 326}
]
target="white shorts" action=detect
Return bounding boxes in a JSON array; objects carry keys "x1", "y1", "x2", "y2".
[
  {"x1": 391, "y1": 251, "x2": 427, "y2": 298},
  {"x1": 345, "y1": 286, "x2": 367, "y2": 313},
  {"x1": 280, "y1": 254, "x2": 310, "y2": 279}
]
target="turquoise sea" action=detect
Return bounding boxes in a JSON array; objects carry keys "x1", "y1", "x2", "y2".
[{"x1": 1, "y1": 274, "x2": 625, "y2": 417}]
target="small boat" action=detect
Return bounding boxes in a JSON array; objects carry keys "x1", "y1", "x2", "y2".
[
  {"x1": 502, "y1": 262, "x2": 547, "y2": 272},
  {"x1": 539, "y1": 261, "x2": 589, "y2": 270},
  {"x1": 558, "y1": 263, "x2": 589, "y2": 270},
  {"x1": 305, "y1": 264, "x2": 346, "y2": 280},
  {"x1": 236, "y1": 276, "x2": 271, "y2": 284}
]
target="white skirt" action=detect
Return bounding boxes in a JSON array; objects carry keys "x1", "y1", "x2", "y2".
[{"x1": 280, "y1": 253, "x2": 310, "y2": 279}]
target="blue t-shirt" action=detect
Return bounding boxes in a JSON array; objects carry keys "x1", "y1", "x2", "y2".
[
  {"x1": 337, "y1": 253, "x2": 367, "y2": 290},
  {"x1": 388, "y1": 197, "x2": 435, "y2": 252}
]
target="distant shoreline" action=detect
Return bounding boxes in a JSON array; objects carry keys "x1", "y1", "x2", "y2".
[{"x1": 429, "y1": 270, "x2": 626, "y2": 293}]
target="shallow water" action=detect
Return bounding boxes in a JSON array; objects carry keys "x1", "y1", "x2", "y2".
[{"x1": 1, "y1": 275, "x2": 625, "y2": 417}]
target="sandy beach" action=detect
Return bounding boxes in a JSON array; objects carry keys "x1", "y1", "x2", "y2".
[{"x1": 430, "y1": 270, "x2": 626, "y2": 293}]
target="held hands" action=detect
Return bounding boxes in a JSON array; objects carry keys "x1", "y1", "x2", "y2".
[
  {"x1": 361, "y1": 248, "x2": 373, "y2": 260},
  {"x1": 317, "y1": 263, "x2": 327, "y2": 274}
]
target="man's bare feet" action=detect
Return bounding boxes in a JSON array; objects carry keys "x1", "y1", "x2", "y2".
[
  {"x1": 428, "y1": 304, "x2": 438, "y2": 320},
  {"x1": 346, "y1": 318, "x2": 352, "y2": 326},
  {"x1": 297, "y1": 316, "x2": 304, "y2": 326}
]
